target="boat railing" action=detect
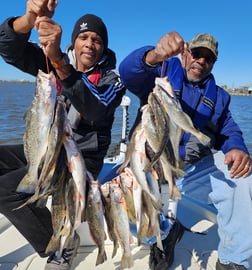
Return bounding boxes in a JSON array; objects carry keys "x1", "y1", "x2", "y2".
[{"x1": 105, "y1": 95, "x2": 131, "y2": 161}]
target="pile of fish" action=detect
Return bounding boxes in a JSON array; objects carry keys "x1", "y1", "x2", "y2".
[
  {"x1": 97, "y1": 77, "x2": 211, "y2": 268},
  {"x1": 15, "y1": 70, "x2": 87, "y2": 256},
  {"x1": 16, "y1": 71, "x2": 211, "y2": 269}
]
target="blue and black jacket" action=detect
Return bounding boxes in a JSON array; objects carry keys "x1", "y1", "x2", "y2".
[
  {"x1": 0, "y1": 17, "x2": 126, "y2": 177},
  {"x1": 119, "y1": 46, "x2": 249, "y2": 165}
]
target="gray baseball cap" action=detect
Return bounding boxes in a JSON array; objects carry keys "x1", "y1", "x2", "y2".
[{"x1": 189, "y1": 33, "x2": 218, "y2": 59}]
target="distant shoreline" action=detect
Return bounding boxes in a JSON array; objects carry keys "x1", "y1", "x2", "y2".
[
  {"x1": 228, "y1": 90, "x2": 252, "y2": 96},
  {"x1": 0, "y1": 80, "x2": 34, "y2": 84},
  {"x1": 0, "y1": 80, "x2": 251, "y2": 96}
]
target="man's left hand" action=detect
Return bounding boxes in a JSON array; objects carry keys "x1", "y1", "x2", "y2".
[{"x1": 224, "y1": 149, "x2": 252, "y2": 178}]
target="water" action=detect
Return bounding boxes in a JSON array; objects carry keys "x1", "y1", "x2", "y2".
[
  {"x1": 228, "y1": 95, "x2": 252, "y2": 155},
  {"x1": 0, "y1": 82, "x2": 34, "y2": 144},
  {"x1": 0, "y1": 82, "x2": 138, "y2": 145},
  {"x1": 0, "y1": 82, "x2": 251, "y2": 156}
]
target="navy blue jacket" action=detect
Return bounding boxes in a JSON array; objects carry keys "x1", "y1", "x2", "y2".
[{"x1": 119, "y1": 46, "x2": 249, "y2": 165}]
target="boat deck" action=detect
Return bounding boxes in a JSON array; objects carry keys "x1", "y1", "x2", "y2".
[
  {"x1": 0, "y1": 199, "x2": 217, "y2": 270},
  {"x1": 3, "y1": 184, "x2": 251, "y2": 270},
  {"x1": 0, "y1": 224, "x2": 217, "y2": 270}
]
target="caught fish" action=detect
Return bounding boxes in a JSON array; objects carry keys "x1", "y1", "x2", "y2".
[
  {"x1": 45, "y1": 161, "x2": 68, "y2": 255},
  {"x1": 17, "y1": 70, "x2": 57, "y2": 194},
  {"x1": 119, "y1": 172, "x2": 137, "y2": 223},
  {"x1": 64, "y1": 126, "x2": 87, "y2": 227},
  {"x1": 141, "y1": 94, "x2": 170, "y2": 172},
  {"x1": 154, "y1": 77, "x2": 211, "y2": 146},
  {"x1": 36, "y1": 146, "x2": 68, "y2": 208},
  {"x1": 128, "y1": 126, "x2": 163, "y2": 210},
  {"x1": 100, "y1": 180, "x2": 119, "y2": 258},
  {"x1": 109, "y1": 181, "x2": 134, "y2": 269},
  {"x1": 59, "y1": 176, "x2": 78, "y2": 252},
  {"x1": 123, "y1": 167, "x2": 143, "y2": 246},
  {"x1": 158, "y1": 150, "x2": 182, "y2": 199},
  {"x1": 16, "y1": 99, "x2": 67, "y2": 209},
  {"x1": 141, "y1": 190, "x2": 163, "y2": 250},
  {"x1": 37, "y1": 99, "x2": 67, "y2": 192},
  {"x1": 85, "y1": 179, "x2": 107, "y2": 266},
  {"x1": 150, "y1": 91, "x2": 184, "y2": 169}
]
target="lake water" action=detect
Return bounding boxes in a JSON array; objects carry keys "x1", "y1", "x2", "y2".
[{"x1": 0, "y1": 82, "x2": 251, "y2": 156}]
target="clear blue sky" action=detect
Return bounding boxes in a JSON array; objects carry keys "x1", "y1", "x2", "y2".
[{"x1": 0, "y1": 0, "x2": 251, "y2": 88}]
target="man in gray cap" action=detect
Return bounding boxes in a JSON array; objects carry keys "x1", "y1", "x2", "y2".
[{"x1": 119, "y1": 32, "x2": 252, "y2": 270}]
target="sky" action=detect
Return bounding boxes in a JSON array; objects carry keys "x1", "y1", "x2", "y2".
[{"x1": 0, "y1": 0, "x2": 251, "y2": 88}]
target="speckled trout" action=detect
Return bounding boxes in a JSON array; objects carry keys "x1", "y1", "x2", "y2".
[
  {"x1": 154, "y1": 77, "x2": 211, "y2": 146},
  {"x1": 17, "y1": 70, "x2": 57, "y2": 194}
]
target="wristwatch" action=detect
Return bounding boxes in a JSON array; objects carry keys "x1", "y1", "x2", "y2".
[{"x1": 51, "y1": 54, "x2": 69, "y2": 69}]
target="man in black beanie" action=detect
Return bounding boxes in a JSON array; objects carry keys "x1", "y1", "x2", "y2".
[
  {"x1": 71, "y1": 14, "x2": 108, "y2": 50},
  {"x1": 0, "y1": 0, "x2": 125, "y2": 270}
]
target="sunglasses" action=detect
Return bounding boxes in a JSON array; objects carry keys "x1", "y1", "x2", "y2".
[{"x1": 187, "y1": 47, "x2": 216, "y2": 64}]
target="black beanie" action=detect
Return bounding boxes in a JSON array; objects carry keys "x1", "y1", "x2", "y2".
[{"x1": 71, "y1": 14, "x2": 108, "y2": 50}]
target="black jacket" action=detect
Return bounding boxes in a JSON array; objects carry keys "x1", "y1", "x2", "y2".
[{"x1": 0, "y1": 17, "x2": 126, "y2": 177}]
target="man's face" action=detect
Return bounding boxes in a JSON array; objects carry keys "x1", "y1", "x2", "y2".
[
  {"x1": 182, "y1": 47, "x2": 216, "y2": 83},
  {"x1": 74, "y1": 31, "x2": 104, "y2": 72}
]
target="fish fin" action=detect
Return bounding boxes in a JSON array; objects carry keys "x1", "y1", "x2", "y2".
[
  {"x1": 16, "y1": 174, "x2": 36, "y2": 194},
  {"x1": 174, "y1": 167, "x2": 187, "y2": 177},
  {"x1": 12, "y1": 191, "x2": 39, "y2": 210},
  {"x1": 150, "y1": 194, "x2": 163, "y2": 210},
  {"x1": 117, "y1": 163, "x2": 128, "y2": 174},
  {"x1": 12, "y1": 200, "x2": 30, "y2": 211},
  {"x1": 156, "y1": 231, "x2": 163, "y2": 251},
  {"x1": 36, "y1": 195, "x2": 49, "y2": 208},
  {"x1": 170, "y1": 186, "x2": 182, "y2": 200}
]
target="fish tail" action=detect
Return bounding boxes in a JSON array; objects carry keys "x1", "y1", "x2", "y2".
[
  {"x1": 111, "y1": 242, "x2": 119, "y2": 258},
  {"x1": 137, "y1": 234, "x2": 143, "y2": 246},
  {"x1": 199, "y1": 133, "x2": 211, "y2": 146},
  {"x1": 150, "y1": 194, "x2": 163, "y2": 210},
  {"x1": 120, "y1": 254, "x2": 134, "y2": 269},
  {"x1": 170, "y1": 186, "x2": 182, "y2": 200},
  {"x1": 95, "y1": 249, "x2": 107, "y2": 266},
  {"x1": 156, "y1": 231, "x2": 164, "y2": 251},
  {"x1": 143, "y1": 162, "x2": 153, "y2": 173},
  {"x1": 45, "y1": 235, "x2": 60, "y2": 255}
]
